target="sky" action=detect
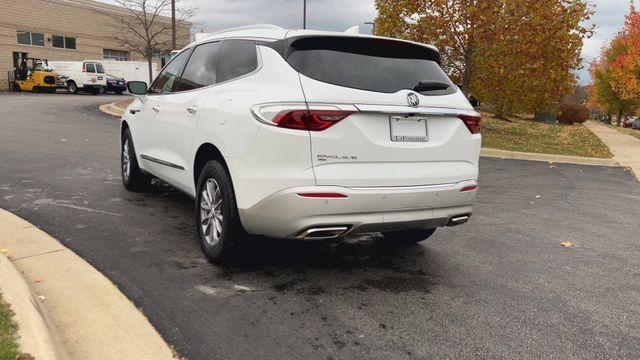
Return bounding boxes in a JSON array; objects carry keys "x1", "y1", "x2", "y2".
[{"x1": 101, "y1": 0, "x2": 634, "y2": 84}]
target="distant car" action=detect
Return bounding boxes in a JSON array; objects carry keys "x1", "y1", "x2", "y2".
[
  {"x1": 623, "y1": 116, "x2": 637, "y2": 128},
  {"x1": 101, "y1": 75, "x2": 126, "y2": 95}
]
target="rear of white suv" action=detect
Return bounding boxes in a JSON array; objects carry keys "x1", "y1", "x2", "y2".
[{"x1": 121, "y1": 26, "x2": 480, "y2": 264}]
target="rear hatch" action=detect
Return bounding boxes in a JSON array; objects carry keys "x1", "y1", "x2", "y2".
[
  {"x1": 286, "y1": 35, "x2": 480, "y2": 187},
  {"x1": 258, "y1": 35, "x2": 481, "y2": 187}
]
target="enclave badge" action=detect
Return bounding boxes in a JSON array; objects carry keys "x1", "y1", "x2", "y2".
[{"x1": 407, "y1": 92, "x2": 420, "y2": 107}]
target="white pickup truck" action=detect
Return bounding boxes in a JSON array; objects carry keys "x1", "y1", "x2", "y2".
[{"x1": 48, "y1": 61, "x2": 107, "y2": 94}]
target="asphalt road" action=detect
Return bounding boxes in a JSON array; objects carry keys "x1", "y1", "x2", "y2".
[{"x1": 1, "y1": 92, "x2": 639, "y2": 360}]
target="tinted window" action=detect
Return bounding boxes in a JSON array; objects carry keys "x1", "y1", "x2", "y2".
[
  {"x1": 17, "y1": 31, "x2": 30, "y2": 45},
  {"x1": 178, "y1": 41, "x2": 222, "y2": 91},
  {"x1": 217, "y1": 40, "x2": 258, "y2": 83},
  {"x1": 149, "y1": 49, "x2": 191, "y2": 94},
  {"x1": 65, "y1": 37, "x2": 76, "y2": 49},
  {"x1": 85, "y1": 63, "x2": 96, "y2": 73},
  {"x1": 286, "y1": 37, "x2": 454, "y2": 95},
  {"x1": 96, "y1": 63, "x2": 105, "y2": 73},
  {"x1": 52, "y1": 35, "x2": 64, "y2": 48},
  {"x1": 31, "y1": 33, "x2": 44, "y2": 46}
]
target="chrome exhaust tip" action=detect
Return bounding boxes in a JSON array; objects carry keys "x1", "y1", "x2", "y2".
[
  {"x1": 447, "y1": 215, "x2": 470, "y2": 227},
  {"x1": 296, "y1": 226, "x2": 349, "y2": 240}
]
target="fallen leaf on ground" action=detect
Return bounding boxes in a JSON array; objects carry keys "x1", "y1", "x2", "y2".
[
  {"x1": 34, "y1": 278, "x2": 44, "y2": 283},
  {"x1": 0, "y1": 248, "x2": 9, "y2": 254},
  {"x1": 535, "y1": 195, "x2": 542, "y2": 199},
  {"x1": 560, "y1": 241, "x2": 576, "y2": 247},
  {"x1": 37, "y1": 295, "x2": 46, "y2": 301}
]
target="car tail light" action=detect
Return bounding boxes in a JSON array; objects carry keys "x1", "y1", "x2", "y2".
[
  {"x1": 460, "y1": 185, "x2": 478, "y2": 192},
  {"x1": 251, "y1": 104, "x2": 356, "y2": 131},
  {"x1": 274, "y1": 110, "x2": 354, "y2": 131},
  {"x1": 82, "y1": 64, "x2": 86, "y2": 72},
  {"x1": 459, "y1": 114, "x2": 482, "y2": 134}
]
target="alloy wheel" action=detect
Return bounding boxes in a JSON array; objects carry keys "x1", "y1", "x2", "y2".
[
  {"x1": 122, "y1": 139, "x2": 130, "y2": 180},
  {"x1": 200, "y1": 178, "x2": 224, "y2": 246}
]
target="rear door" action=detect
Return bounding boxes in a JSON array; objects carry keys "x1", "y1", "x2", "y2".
[{"x1": 285, "y1": 36, "x2": 481, "y2": 187}]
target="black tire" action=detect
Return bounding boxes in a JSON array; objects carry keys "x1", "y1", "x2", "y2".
[
  {"x1": 33, "y1": 86, "x2": 41, "y2": 93},
  {"x1": 115, "y1": 90, "x2": 123, "y2": 95},
  {"x1": 13, "y1": 83, "x2": 21, "y2": 92},
  {"x1": 381, "y1": 228, "x2": 437, "y2": 245},
  {"x1": 99, "y1": 86, "x2": 106, "y2": 95},
  {"x1": 195, "y1": 161, "x2": 244, "y2": 264},
  {"x1": 90, "y1": 88, "x2": 99, "y2": 95},
  {"x1": 67, "y1": 81, "x2": 78, "y2": 94},
  {"x1": 121, "y1": 128, "x2": 152, "y2": 192}
]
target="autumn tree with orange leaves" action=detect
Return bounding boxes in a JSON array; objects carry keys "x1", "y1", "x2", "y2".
[
  {"x1": 375, "y1": 0, "x2": 593, "y2": 117},
  {"x1": 589, "y1": 4, "x2": 640, "y2": 126}
]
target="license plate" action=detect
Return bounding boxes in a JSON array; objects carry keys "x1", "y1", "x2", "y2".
[{"x1": 390, "y1": 116, "x2": 428, "y2": 142}]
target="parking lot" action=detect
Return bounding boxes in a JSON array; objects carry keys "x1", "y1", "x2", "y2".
[{"x1": 1, "y1": 92, "x2": 639, "y2": 359}]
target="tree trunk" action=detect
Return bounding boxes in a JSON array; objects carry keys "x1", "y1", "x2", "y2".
[
  {"x1": 147, "y1": 58, "x2": 153, "y2": 85},
  {"x1": 617, "y1": 109, "x2": 623, "y2": 127}
]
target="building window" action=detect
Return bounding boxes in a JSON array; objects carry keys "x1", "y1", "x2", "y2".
[
  {"x1": 103, "y1": 49, "x2": 130, "y2": 61},
  {"x1": 52, "y1": 35, "x2": 76, "y2": 49},
  {"x1": 52, "y1": 35, "x2": 64, "y2": 48},
  {"x1": 65, "y1": 37, "x2": 76, "y2": 49},
  {"x1": 17, "y1": 31, "x2": 44, "y2": 46}
]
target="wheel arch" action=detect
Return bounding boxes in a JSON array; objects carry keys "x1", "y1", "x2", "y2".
[{"x1": 193, "y1": 143, "x2": 230, "y2": 188}]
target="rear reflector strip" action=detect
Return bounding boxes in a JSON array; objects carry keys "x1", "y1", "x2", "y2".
[
  {"x1": 460, "y1": 185, "x2": 478, "y2": 192},
  {"x1": 297, "y1": 193, "x2": 348, "y2": 198}
]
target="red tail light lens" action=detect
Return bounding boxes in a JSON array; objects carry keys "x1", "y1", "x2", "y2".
[
  {"x1": 460, "y1": 185, "x2": 478, "y2": 192},
  {"x1": 274, "y1": 110, "x2": 354, "y2": 131},
  {"x1": 297, "y1": 193, "x2": 348, "y2": 198},
  {"x1": 459, "y1": 115, "x2": 482, "y2": 134}
]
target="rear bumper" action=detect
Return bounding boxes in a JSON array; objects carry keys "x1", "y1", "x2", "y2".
[{"x1": 238, "y1": 180, "x2": 477, "y2": 239}]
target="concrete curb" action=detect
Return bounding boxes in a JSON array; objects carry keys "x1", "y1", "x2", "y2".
[
  {"x1": 98, "y1": 102, "x2": 125, "y2": 117},
  {"x1": 0, "y1": 254, "x2": 65, "y2": 360},
  {"x1": 481, "y1": 148, "x2": 618, "y2": 167},
  {"x1": 0, "y1": 209, "x2": 177, "y2": 360}
]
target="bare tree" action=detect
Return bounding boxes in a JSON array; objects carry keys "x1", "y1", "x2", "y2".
[{"x1": 96, "y1": 0, "x2": 193, "y2": 84}]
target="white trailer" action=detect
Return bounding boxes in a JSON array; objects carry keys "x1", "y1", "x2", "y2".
[{"x1": 93, "y1": 60, "x2": 158, "y2": 85}]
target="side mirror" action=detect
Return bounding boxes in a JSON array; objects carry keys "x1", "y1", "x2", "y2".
[{"x1": 127, "y1": 81, "x2": 148, "y2": 95}]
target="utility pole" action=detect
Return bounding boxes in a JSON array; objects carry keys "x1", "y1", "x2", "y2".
[
  {"x1": 171, "y1": 0, "x2": 176, "y2": 50},
  {"x1": 303, "y1": 0, "x2": 307, "y2": 29}
]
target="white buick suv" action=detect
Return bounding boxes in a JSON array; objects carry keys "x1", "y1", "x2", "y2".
[{"x1": 121, "y1": 25, "x2": 481, "y2": 263}]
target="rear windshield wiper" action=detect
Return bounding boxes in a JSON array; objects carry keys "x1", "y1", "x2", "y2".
[{"x1": 413, "y1": 81, "x2": 450, "y2": 92}]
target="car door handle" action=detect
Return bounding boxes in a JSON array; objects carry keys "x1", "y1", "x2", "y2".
[
  {"x1": 152, "y1": 106, "x2": 161, "y2": 113},
  {"x1": 186, "y1": 107, "x2": 198, "y2": 115}
]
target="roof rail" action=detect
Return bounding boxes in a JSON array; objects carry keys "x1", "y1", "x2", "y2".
[{"x1": 207, "y1": 24, "x2": 284, "y2": 37}]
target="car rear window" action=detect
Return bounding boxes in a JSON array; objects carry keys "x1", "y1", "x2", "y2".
[{"x1": 286, "y1": 36, "x2": 455, "y2": 95}]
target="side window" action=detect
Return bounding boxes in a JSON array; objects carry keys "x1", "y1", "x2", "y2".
[
  {"x1": 149, "y1": 49, "x2": 191, "y2": 94},
  {"x1": 96, "y1": 63, "x2": 105, "y2": 74},
  {"x1": 217, "y1": 40, "x2": 258, "y2": 83},
  {"x1": 85, "y1": 63, "x2": 96, "y2": 73},
  {"x1": 177, "y1": 41, "x2": 222, "y2": 91}
]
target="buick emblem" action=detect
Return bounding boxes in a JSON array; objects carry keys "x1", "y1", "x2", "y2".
[{"x1": 407, "y1": 92, "x2": 420, "y2": 107}]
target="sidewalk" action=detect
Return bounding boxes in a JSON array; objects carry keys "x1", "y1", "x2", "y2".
[
  {"x1": 585, "y1": 121, "x2": 640, "y2": 181},
  {"x1": 0, "y1": 209, "x2": 176, "y2": 360}
]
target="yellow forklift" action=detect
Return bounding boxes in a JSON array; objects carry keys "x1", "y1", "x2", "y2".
[{"x1": 8, "y1": 52, "x2": 60, "y2": 93}]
